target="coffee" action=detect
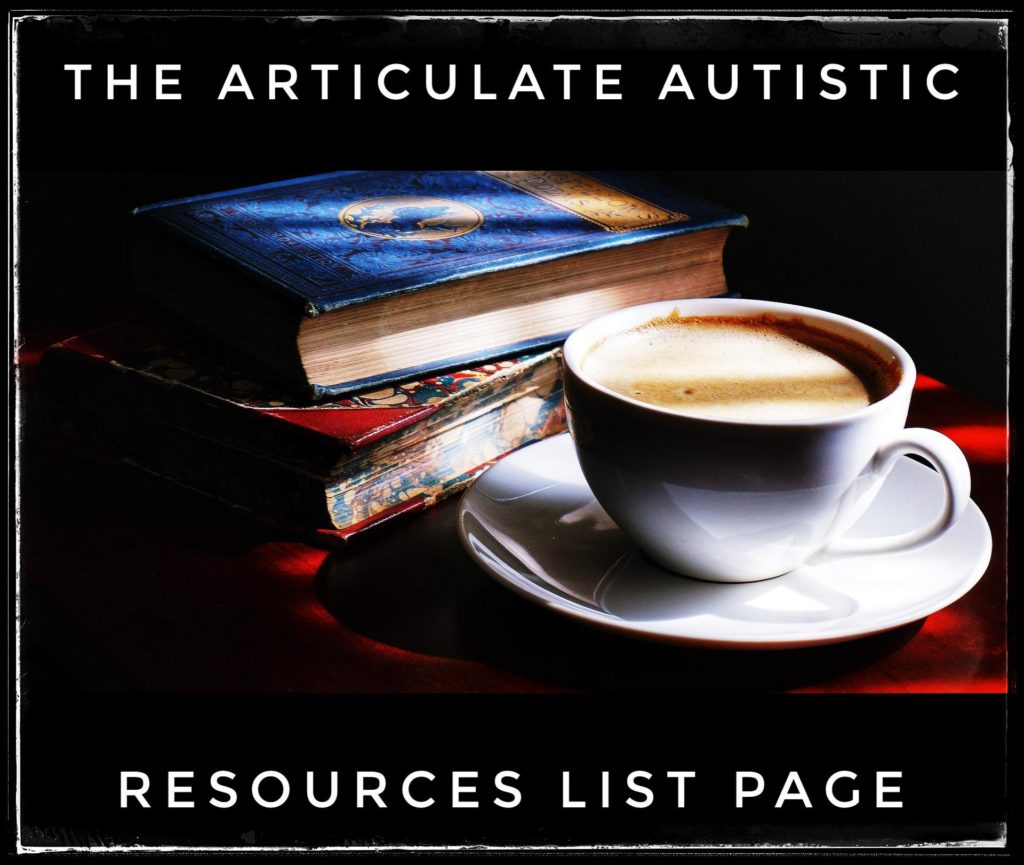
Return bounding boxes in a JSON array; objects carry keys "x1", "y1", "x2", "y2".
[
  {"x1": 564, "y1": 299, "x2": 967, "y2": 582},
  {"x1": 582, "y1": 312, "x2": 899, "y2": 421}
]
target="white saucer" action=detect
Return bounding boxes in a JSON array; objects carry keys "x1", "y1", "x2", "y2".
[{"x1": 457, "y1": 434, "x2": 992, "y2": 650}]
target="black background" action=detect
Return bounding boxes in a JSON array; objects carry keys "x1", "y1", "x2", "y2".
[{"x1": 10, "y1": 12, "x2": 1015, "y2": 852}]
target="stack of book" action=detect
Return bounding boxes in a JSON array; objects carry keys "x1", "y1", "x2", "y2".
[{"x1": 41, "y1": 170, "x2": 746, "y2": 544}]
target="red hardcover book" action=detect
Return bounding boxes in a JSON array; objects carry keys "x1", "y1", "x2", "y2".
[{"x1": 40, "y1": 314, "x2": 566, "y2": 545}]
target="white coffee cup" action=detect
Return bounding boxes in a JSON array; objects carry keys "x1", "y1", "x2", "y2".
[{"x1": 562, "y1": 298, "x2": 971, "y2": 583}]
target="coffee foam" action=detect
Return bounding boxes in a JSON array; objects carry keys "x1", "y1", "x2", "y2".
[{"x1": 582, "y1": 313, "x2": 900, "y2": 421}]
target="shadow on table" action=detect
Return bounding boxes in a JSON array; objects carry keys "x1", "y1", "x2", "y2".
[{"x1": 317, "y1": 498, "x2": 922, "y2": 694}]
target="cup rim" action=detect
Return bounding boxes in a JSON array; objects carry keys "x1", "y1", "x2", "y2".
[{"x1": 562, "y1": 298, "x2": 917, "y2": 428}]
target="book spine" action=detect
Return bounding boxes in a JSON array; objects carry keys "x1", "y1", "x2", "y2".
[{"x1": 130, "y1": 218, "x2": 312, "y2": 387}]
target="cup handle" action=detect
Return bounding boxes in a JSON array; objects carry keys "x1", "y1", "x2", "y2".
[{"x1": 822, "y1": 428, "x2": 971, "y2": 556}]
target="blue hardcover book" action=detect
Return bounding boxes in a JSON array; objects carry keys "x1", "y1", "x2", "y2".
[{"x1": 133, "y1": 171, "x2": 747, "y2": 398}]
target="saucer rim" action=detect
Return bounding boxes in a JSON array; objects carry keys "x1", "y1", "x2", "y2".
[{"x1": 457, "y1": 434, "x2": 993, "y2": 651}]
